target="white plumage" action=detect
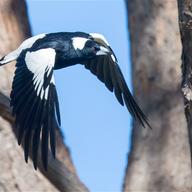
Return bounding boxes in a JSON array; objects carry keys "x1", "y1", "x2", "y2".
[
  {"x1": 25, "y1": 48, "x2": 56, "y2": 100},
  {"x1": 72, "y1": 37, "x2": 88, "y2": 50}
]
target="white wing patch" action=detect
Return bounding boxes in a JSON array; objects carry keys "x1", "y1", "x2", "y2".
[
  {"x1": 20, "y1": 33, "x2": 46, "y2": 51},
  {"x1": 72, "y1": 37, "x2": 88, "y2": 50},
  {"x1": 0, "y1": 33, "x2": 46, "y2": 64},
  {"x1": 25, "y1": 48, "x2": 56, "y2": 100}
]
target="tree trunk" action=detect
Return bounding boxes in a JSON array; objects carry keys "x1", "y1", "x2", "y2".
[
  {"x1": 0, "y1": 1, "x2": 88, "y2": 191},
  {"x1": 124, "y1": 0, "x2": 192, "y2": 191},
  {"x1": 177, "y1": 0, "x2": 192, "y2": 165}
]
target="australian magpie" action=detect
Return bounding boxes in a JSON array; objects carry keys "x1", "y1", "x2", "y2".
[{"x1": 0, "y1": 32, "x2": 150, "y2": 170}]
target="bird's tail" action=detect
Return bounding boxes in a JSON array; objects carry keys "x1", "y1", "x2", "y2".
[{"x1": 0, "y1": 49, "x2": 19, "y2": 66}]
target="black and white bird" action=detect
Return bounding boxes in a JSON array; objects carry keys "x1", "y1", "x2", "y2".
[{"x1": 0, "y1": 32, "x2": 150, "y2": 170}]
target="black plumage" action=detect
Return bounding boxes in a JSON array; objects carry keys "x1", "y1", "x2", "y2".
[{"x1": 0, "y1": 32, "x2": 151, "y2": 170}]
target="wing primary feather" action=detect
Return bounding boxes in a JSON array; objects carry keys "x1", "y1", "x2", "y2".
[
  {"x1": 11, "y1": 73, "x2": 33, "y2": 110},
  {"x1": 32, "y1": 127, "x2": 41, "y2": 170},
  {"x1": 29, "y1": 92, "x2": 43, "y2": 169},
  {"x1": 24, "y1": 125, "x2": 33, "y2": 163},
  {"x1": 17, "y1": 89, "x2": 40, "y2": 145},
  {"x1": 116, "y1": 66, "x2": 144, "y2": 119},
  {"x1": 24, "y1": 96, "x2": 39, "y2": 163},
  {"x1": 53, "y1": 85, "x2": 61, "y2": 126},
  {"x1": 96, "y1": 58, "x2": 104, "y2": 82},
  {"x1": 41, "y1": 122, "x2": 49, "y2": 171},
  {"x1": 125, "y1": 91, "x2": 151, "y2": 128},
  {"x1": 109, "y1": 61, "x2": 124, "y2": 105},
  {"x1": 50, "y1": 118, "x2": 56, "y2": 159},
  {"x1": 41, "y1": 98, "x2": 49, "y2": 171},
  {"x1": 12, "y1": 83, "x2": 34, "y2": 115},
  {"x1": 32, "y1": 98, "x2": 46, "y2": 170},
  {"x1": 119, "y1": 80, "x2": 137, "y2": 118},
  {"x1": 90, "y1": 60, "x2": 97, "y2": 75},
  {"x1": 49, "y1": 84, "x2": 56, "y2": 158},
  {"x1": 115, "y1": 64, "x2": 151, "y2": 128},
  {"x1": 123, "y1": 93, "x2": 144, "y2": 126},
  {"x1": 103, "y1": 57, "x2": 113, "y2": 92}
]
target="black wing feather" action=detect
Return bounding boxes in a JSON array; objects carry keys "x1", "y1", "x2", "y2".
[
  {"x1": 32, "y1": 98, "x2": 46, "y2": 170},
  {"x1": 103, "y1": 57, "x2": 113, "y2": 92},
  {"x1": 11, "y1": 50, "x2": 61, "y2": 170},
  {"x1": 53, "y1": 85, "x2": 61, "y2": 126},
  {"x1": 96, "y1": 58, "x2": 105, "y2": 82},
  {"x1": 83, "y1": 54, "x2": 150, "y2": 128},
  {"x1": 50, "y1": 84, "x2": 58, "y2": 158},
  {"x1": 109, "y1": 60, "x2": 124, "y2": 106}
]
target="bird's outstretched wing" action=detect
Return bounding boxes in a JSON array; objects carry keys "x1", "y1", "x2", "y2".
[
  {"x1": 83, "y1": 53, "x2": 151, "y2": 128},
  {"x1": 11, "y1": 48, "x2": 60, "y2": 170}
]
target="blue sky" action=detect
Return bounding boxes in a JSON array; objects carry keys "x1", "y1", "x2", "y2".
[{"x1": 26, "y1": 1, "x2": 132, "y2": 191}]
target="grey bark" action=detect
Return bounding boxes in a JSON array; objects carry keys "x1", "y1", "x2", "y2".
[
  {"x1": 0, "y1": 1, "x2": 88, "y2": 191},
  {"x1": 177, "y1": 0, "x2": 192, "y2": 165},
  {"x1": 124, "y1": 0, "x2": 192, "y2": 191}
]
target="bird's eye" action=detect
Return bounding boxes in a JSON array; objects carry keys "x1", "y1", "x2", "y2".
[{"x1": 94, "y1": 46, "x2": 100, "y2": 51}]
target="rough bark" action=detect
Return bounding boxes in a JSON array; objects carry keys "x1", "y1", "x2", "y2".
[
  {"x1": 177, "y1": 0, "x2": 192, "y2": 165},
  {"x1": 0, "y1": 1, "x2": 88, "y2": 191},
  {"x1": 124, "y1": 0, "x2": 192, "y2": 191}
]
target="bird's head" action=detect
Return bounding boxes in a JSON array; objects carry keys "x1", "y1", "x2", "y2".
[{"x1": 71, "y1": 33, "x2": 116, "y2": 61}]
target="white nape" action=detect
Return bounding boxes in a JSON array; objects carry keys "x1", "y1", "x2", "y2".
[
  {"x1": 72, "y1": 37, "x2": 88, "y2": 50},
  {"x1": 90, "y1": 33, "x2": 110, "y2": 46}
]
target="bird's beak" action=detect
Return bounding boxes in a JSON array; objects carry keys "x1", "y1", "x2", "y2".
[{"x1": 96, "y1": 46, "x2": 110, "y2": 56}]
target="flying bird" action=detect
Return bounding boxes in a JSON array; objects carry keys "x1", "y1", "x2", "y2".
[{"x1": 0, "y1": 32, "x2": 150, "y2": 170}]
